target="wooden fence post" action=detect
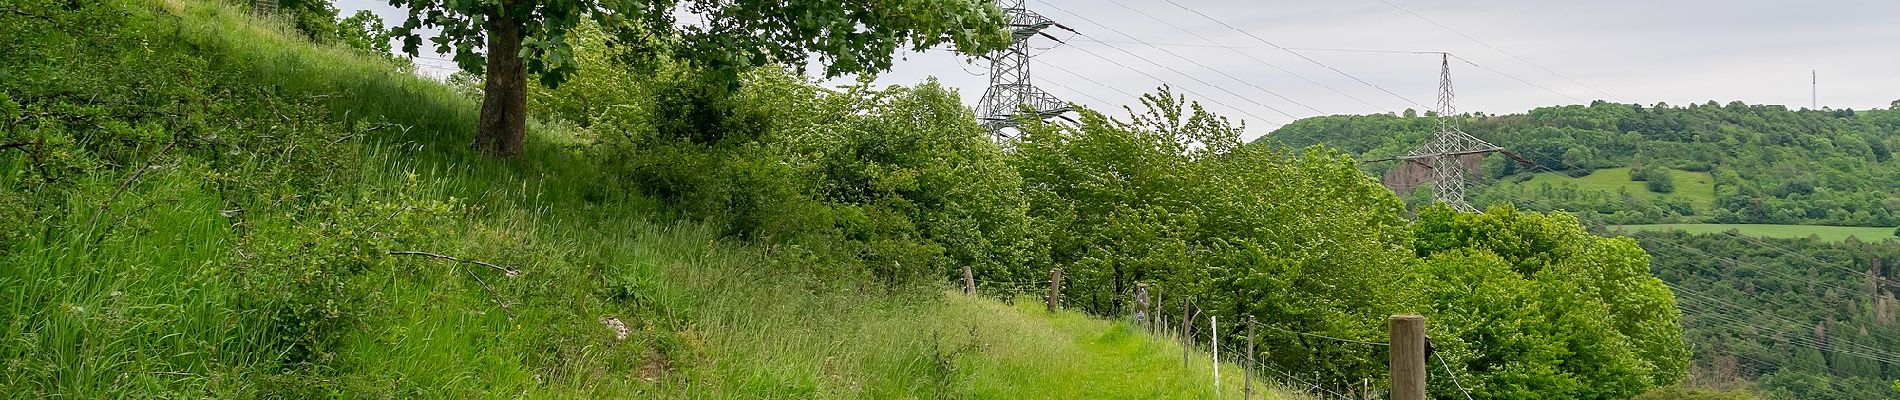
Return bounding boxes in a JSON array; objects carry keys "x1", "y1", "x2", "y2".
[
  {"x1": 1245, "y1": 316, "x2": 1255, "y2": 399},
  {"x1": 1389, "y1": 315, "x2": 1426, "y2": 400},
  {"x1": 1182, "y1": 298, "x2": 1194, "y2": 369},
  {"x1": 1046, "y1": 267, "x2": 1063, "y2": 313},
  {"x1": 961, "y1": 265, "x2": 974, "y2": 295},
  {"x1": 1151, "y1": 290, "x2": 1161, "y2": 334}
]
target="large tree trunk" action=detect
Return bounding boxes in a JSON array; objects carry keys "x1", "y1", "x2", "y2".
[{"x1": 474, "y1": 6, "x2": 527, "y2": 158}]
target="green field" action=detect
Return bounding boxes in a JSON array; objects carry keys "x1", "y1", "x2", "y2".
[
  {"x1": 1612, "y1": 224, "x2": 1898, "y2": 242},
  {"x1": 1519, "y1": 167, "x2": 1716, "y2": 207}
]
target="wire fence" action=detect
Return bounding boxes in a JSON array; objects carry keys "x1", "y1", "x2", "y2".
[{"x1": 961, "y1": 272, "x2": 1482, "y2": 399}]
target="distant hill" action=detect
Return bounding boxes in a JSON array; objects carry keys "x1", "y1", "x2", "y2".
[{"x1": 1261, "y1": 101, "x2": 1900, "y2": 227}]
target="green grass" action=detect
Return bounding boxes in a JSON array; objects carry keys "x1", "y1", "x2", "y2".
[
  {"x1": 942, "y1": 295, "x2": 1299, "y2": 399},
  {"x1": 1612, "y1": 224, "x2": 1898, "y2": 243},
  {"x1": 0, "y1": 0, "x2": 1301, "y2": 397},
  {"x1": 1519, "y1": 167, "x2": 1716, "y2": 207}
]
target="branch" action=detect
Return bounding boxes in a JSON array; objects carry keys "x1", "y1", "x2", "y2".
[
  {"x1": 1, "y1": 5, "x2": 52, "y2": 21},
  {"x1": 85, "y1": 140, "x2": 177, "y2": 238},
  {"x1": 386, "y1": 250, "x2": 522, "y2": 276},
  {"x1": 461, "y1": 266, "x2": 516, "y2": 321},
  {"x1": 92, "y1": 199, "x2": 163, "y2": 247},
  {"x1": 387, "y1": 250, "x2": 521, "y2": 321},
  {"x1": 0, "y1": 141, "x2": 32, "y2": 152}
]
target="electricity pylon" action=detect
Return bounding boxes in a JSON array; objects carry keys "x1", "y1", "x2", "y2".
[
  {"x1": 974, "y1": 0, "x2": 1073, "y2": 138},
  {"x1": 1394, "y1": 53, "x2": 1502, "y2": 212}
]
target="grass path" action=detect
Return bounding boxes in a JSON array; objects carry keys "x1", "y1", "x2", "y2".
[{"x1": 936, "y1": 295, "x2": 1300, "y2": 399}]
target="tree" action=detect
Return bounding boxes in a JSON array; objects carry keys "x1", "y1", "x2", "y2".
[
  {"x1": 1414, "y1": 205, "x2": 1690, "y2": 399},
  {"x1": 386, "y1": 0, "x2": 1009, "y2": 157},
  {"x1": 1647, "y1": 168, "x2": 1677, "y2": 193}
]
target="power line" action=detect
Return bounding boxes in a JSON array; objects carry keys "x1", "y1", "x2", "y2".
[
  {"x1": 1158, "y1": 0, "x2": 1430, "y2": 110},
  {"x1": 1711, "y1": 229, "x2": 1900, "y2": 288},
  {"x1": 1278, "y1": 48, "x2": 1590, "y2": 108},
  {"x1": 1037, "y1": 4, "x2": 1309, "y2": 120},
  {"x1": 1674, "y1": 298, "x2": 1900, "y2": 365},
  {"x1": 1032, "y1": 71, "x2": 1121, "y2": 109},
  {"x1": 1642, "y1": 237, "x2": 1871, "y2": 305},
  {"x1": 1445, "y1": 53, "x2": 1585, "y2": 104},
  {"x1": 1668, "y1": 280, "x2": 1900, "y2": 357},
  {"x1": 1095, "y1": 0, "x2": 1387, "y2": 111},
  {"x1": 1651, "y1": 248, "x2": 1900, "y2": 350},
  {"x1": 1038, "y1": 57, "x2": 1150, "y2": 101},
  {"x1": 1286, "y1": 47, "x2": 1443, "y2": 55},
  {"x1": 1048, "y1": 35, "x2": 1283, "y2": 126},
  {"x1": 1726, "y1": 348, "x2": 1888, "y2": 400},
  {"x1": 1371, "y1": 0, "x2": 1619, "y2": 103},
  {"x1": 1074, "y1": 38, "x2": 1271, "y2": 50}
]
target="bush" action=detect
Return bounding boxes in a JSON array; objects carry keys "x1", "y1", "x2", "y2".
[
  {"x1": 1646, "y1": 167, "x2": 1678, "y2": 193},
  {"x1": 1633, "y1": 386, "x2": 1757, "y2": 400}
]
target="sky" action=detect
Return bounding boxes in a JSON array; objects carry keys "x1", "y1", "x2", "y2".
[{"x1": 337, "y1": 0, "x2": 1900, "y2": 140}]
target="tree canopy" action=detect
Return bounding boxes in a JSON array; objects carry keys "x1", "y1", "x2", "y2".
[{"x1": 385, "y1": 0, "x2": 1011, "y2": 157}]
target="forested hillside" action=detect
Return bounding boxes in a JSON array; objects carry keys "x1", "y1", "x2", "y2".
[
  {"x1": 1264, "y1": 102, "x2": 1900, "y2": 398},
  {"x1": 1265, "y1": 101, "x2": 1900, "y2": 227},
  {"x1": 1641, "y1": 231, "x2": 1899, "y2": 400}
]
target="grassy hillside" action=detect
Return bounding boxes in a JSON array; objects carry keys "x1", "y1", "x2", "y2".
[
  {"x1": 1612, "y1": 224, "x2": 1896, "y2": 243},
  {"x1": 0, "y1": 0, "x2": 1295, "y2": 397},
  {"x1": 1517, "y1": 167, "x2": 1716, "y2": 206}
]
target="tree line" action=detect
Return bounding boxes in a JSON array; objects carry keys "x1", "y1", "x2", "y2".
[{"x1": 1267, "y1": 101, "x2": 1900, "y2": 227}]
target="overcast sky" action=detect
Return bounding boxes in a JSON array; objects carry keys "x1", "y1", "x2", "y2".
[{"x1": 339, "y1": 0, "x2": 1900, "y2": 140}]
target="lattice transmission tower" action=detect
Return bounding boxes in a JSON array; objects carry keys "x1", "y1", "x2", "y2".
[
  {"x1": 252, "y1": 0, "x2": 277, "y2": 17},
  {"x1": 1393, "y1": 53, "x2": 1503, "y2": 212},
  {"x1": 974, "y1": 0, "x2": 1074, "y2": 137}
]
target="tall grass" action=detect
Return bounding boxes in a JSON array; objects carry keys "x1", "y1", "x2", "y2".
[{"x1": 0, "y1": 0, "x2": 1298, "y2": 397}]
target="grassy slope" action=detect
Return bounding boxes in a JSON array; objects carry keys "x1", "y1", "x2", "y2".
[
  {"x1": 1518, "y1": 167, "x2": 1716, "y2": 207},
  {"x1": 1610, "y1": 224, "x2": 1897, "y2": 243},
  {"x1": 0, "y1": 1, "x2": 1294, "y2": 398}
]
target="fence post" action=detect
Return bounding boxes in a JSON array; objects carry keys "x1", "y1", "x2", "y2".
[
  {"x1": 1182, "y1": 298, "x2": 1194, "y2": 369},
  {"x1": 1046, "y1": 267, "x2": 1063, "y2": 313},
  {"x1": 1389, "y1": 315, "x2": 1426, "y2": 400},
  {"x1": 961, "y1": 265, "x2": 974, "y2": 295},
  {"x1": 1245, "y1": 316, "x2": 1254, "y2": 399},
  {"x1": 1152, "y1": 288, "x2": 1162, "y2": 334},
  {"x1": 1212, "y1": 315, "x2": 1220, "y2": 399}
]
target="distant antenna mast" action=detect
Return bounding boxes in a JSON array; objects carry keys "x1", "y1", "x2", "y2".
[
  {"x1": 974, "y1": 0, "x2": 1074, "y2": 138},
  {"x1": 1812, "y1": 69, "x2": 1818, "y2": 110},
  {"x1": 1395, "y1": 53, "x2": 1503, "y2": 212}
]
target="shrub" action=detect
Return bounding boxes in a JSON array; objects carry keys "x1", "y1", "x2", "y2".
[{"x1": 1647, "y1": 167, "x2": 1678, "y2": 193}]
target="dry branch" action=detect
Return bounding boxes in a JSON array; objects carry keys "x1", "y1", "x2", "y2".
[
  {"x1": 388, "y1": 250, "x2": 522, "y2": 321},
  {"x1": 386, "y1": 250, "x2": 522, "y2": 276},
  {"x1": 86, "y1": 140, "x2": 177, "y2": 239}
]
